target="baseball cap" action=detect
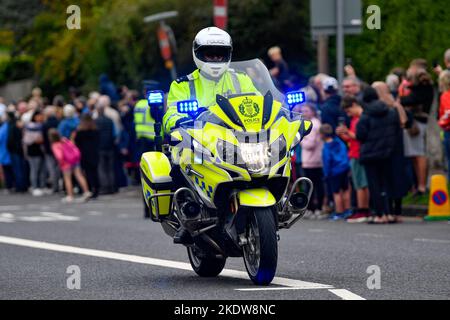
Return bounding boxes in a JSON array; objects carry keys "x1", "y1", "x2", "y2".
[{"x1": 322, "y1": 77, "x2": 339, "y2": 93}]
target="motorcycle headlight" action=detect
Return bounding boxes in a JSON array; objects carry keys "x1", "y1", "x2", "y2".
[
  {"x1": 216, "y1": 139, "x2": 244, "y2": 167},
  {"x1": 240, "y1": 142, "x2": 270, "y2": 174}
]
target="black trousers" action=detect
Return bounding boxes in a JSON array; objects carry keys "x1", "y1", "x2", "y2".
[
  {"x1": 98, "y1": 150, "x2": 116, "y2": 194},
  {"x1": 388, "y1": 198, "x2": 402, "y2": 216},
  {"x1": 364, "y1": 160, "x2": 391, "y2": 216},
  {"x1": 303, "y1": 168, "x2": 325, "y2": 211},
  {"x1": 82, "y1": 163, "x2": 99, "y2": 197},
  {"x1": 1, "y1": 165, "x2": 14, "y2": 189}
]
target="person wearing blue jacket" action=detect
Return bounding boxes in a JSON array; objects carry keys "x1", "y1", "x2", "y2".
[
  {"x1": 320, "y1": 123, "x2": 352, "y2": 220},
  {"x1": 319, "y1": 77, "x2": 349, "y2": 131},
  {"x1": 0, "y1": 116, "x2": 13, "y2": 191},
  {"x1": 58, "y1": 104, "x2": 80, "y2": 139}
]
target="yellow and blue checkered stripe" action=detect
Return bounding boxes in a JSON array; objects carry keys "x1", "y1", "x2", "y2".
[{"x1": 194, "y1": 176, "x2": 214, "y2": 198}]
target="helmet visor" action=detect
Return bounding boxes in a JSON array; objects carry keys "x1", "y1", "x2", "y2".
[{"x1": 195, "y1": 45, "x2": 232, "y2": 63}]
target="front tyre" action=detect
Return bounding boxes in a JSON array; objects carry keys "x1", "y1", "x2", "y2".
[
  {"x1": 243, "y1": 207, "x2": 278, "y2": 285},
  {"x1": 187, "y1": 246, "x2": 226, "y2": 277}
]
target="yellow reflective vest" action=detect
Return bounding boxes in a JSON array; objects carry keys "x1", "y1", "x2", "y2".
[
  {"x1": 163, "y1": 69, "x2": 258, "y2": 133},
  {"x1": 134, "y1": 99, "x2": 156, "y2": 140}
]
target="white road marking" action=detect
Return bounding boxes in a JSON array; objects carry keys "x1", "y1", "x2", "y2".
[
  {"x1": 0, "y1": 212, "x2": 79, "y2": 223},
  {"x1": 328, "y1": 289, "x2": 366, "y2": 300},
  {"x1": 41, "y1": 212, "x2": 80, "y2": 221},
  {"x1": 117, "y1": 214, "x2": 130, "y2": 219},
  {"x1": 221, "y1": 269, "x2": 332, "y2": 289},
  {"x1": 0, "y1": 235, "x2": 338, "y2": 292},
  {"x1": 0, "y1": 213, "x2": 15, "y2": 223},
  {"x1": 413, "y1": 238, "x2": 450, "y2": 244},
  {"x1": 235, "y1": 287, "x2": 329, "y2": 291}
]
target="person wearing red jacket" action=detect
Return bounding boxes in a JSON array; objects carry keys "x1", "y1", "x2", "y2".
[
  {"x1": 438, "y1": 70, "x2": 450, "y2": 181},
  {"x1": 337, "y1": 96, "x2": 370, "y2": 223}
]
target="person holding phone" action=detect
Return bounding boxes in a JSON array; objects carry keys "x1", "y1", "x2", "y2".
[
  {"x1": 320, "y1": 77, "x2": 348, "y2": 131},
  {"x1": 433, "y1": 49, "x2": 450, "y2": 76}
]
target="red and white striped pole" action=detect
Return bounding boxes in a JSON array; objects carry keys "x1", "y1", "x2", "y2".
[
  {"x1": 157, "y1": 23, "x2": 177, "y2": 80},
  {"x1": 213, "y1": 0, "x2": 228, "y2": 30}
]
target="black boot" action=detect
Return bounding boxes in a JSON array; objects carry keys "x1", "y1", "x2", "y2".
[{"x1": 173, "y1": 227, "x2": 194, "y2": 245}]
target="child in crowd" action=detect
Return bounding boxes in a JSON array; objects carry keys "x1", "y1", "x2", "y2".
[
  {"x1": 336, "y1": 96, "x2": 370, "y2": 223},
  {"x1": 320, "y1": 124, "x2": 352, "y2": 220},
  {"x1": 48, "y1": 128, "x2": 92, "y2": 203}
]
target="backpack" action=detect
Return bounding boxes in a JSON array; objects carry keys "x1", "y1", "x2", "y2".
[{"x1": 61, "y1": 138, "x2": 81, "y2": 165}]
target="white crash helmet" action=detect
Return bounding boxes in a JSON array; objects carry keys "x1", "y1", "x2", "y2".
[{"x1": 193, "y1": 27, "x2": 232, "y2": 79}]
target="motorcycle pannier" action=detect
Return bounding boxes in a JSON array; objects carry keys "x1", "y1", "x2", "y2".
[{"x1": 140, "y1": 152, "x2": 173, "y2": 217}]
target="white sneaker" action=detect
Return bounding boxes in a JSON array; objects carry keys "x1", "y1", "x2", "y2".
[
  {"x1": 81, "y1": 191, "x2": 93, "y2": 202},
  {"x1": 32, "y1": 189, "x2": 44, "y2": 197},
  {"x1": 303, "y1": 210, "x2": 315, "y2": 220},
  {"x1": 42, "y1": 188, "x2": 54, "y2": 195},
  {"x1": 314, "y1": 210, "x2": 329, "y2": 220},
  {"x1": 61, "y1": 196, "x2": 74, "y2": 203}
]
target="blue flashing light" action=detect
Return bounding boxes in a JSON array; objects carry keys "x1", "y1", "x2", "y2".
[
  {"x1": 177, "y1": 99, "x2": 200, "y2": 114},
  {"x1": 286, "y1": 91, "x2": 306, "y2": 106},
  {"x1": 147, "y1": 90, "x2": 164, "y2": 106}
]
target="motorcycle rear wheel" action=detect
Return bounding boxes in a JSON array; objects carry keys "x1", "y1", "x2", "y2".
[
  {"x1": 187, "y1": 246, "x2": 226, "y2": 277},
  {"x1": 243, "y1": 207, "x2": 278, "y2": 285}
]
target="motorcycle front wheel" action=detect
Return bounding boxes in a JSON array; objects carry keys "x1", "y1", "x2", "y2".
[{"x1": 243, "y1": 207, "x2": 278, "y2": 285}]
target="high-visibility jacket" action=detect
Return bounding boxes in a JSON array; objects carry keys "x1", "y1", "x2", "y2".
[
  {"x1": 134, "y1": 99, "x2": 156, "y2": 140},
  {"x1": 163, "y1": 69, "x2": 258, "y2": 132}
]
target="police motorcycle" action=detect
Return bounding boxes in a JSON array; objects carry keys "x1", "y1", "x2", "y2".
[{"x1": 140, "y1": 59, "x2": 313, "y2": 285}]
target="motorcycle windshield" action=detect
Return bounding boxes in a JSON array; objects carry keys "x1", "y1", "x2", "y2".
[
  {"x1": 229, "y1": 59, "x2": 285, "y2": 103},
  {"x1": 187, "y1": 59, "x2": 302, "y2": 133}
]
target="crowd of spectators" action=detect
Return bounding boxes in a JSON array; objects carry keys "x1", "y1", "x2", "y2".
[
  {"x1": 1, "y1": 47, "x2": 449, "y2": 222},
  {"x1": 0, "y1": 78, "x2": 140, "y2": 203},
  {"x1": 289, "y1": 48, "x2": 450, "y2": 224}
]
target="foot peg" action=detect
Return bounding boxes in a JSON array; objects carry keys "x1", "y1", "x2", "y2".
[{"x1": 173, "y1": 228, "x2": 194, "y2": 245}]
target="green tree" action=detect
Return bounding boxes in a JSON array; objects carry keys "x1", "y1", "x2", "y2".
[
  {"x1": 7, "y1": 0, "x2": 448, "y2": 94},
  {"x1": 16, "y1": 0, "x2": 312, "y2": 94},
  {"x1": 346, "y1": 0, "x2": 450, "y2": 82}
]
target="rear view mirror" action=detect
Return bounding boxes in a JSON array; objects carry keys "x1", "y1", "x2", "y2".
[{"x1": 147, "y1": 90, "x2": 164, "y2": 107}]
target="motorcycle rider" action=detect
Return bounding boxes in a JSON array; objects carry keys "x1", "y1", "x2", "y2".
[
  {"x1": 163, "y1": 26, "x2": 258, "y2": 244},
  {"x1": 163, "y1": 26, "x2": 258, "y2": 133}
]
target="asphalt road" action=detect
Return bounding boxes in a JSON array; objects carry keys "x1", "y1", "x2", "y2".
[{"x1": 0, "y1": 188, "x2": 449, "y2": 300}]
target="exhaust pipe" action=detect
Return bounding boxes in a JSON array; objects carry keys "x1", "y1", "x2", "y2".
[
  {"x1": 279, "y1": 177, "x2": 313, "y2": 229},
  {"x1": 180, "y1": 201, "x2": 201, "y2": 220},
  {"x1": 173, "y1": 188, "x2": 218, "y2": 237},
  {"x1": 289, "y1": 192, "x2": 309, "y2": 211}
]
